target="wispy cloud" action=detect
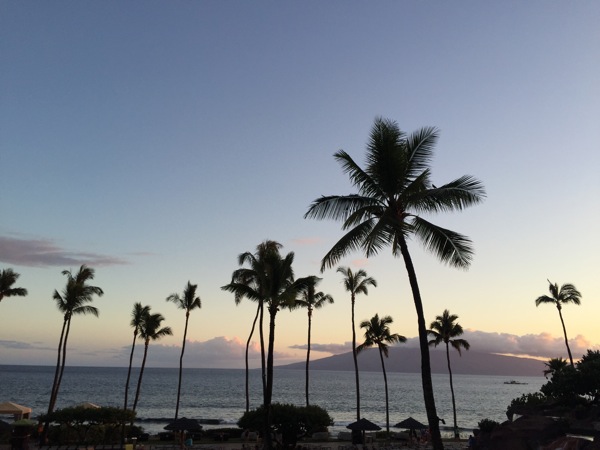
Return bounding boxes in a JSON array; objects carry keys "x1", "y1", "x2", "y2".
[
  {"x1": 0, "y1": 236, "x2": 128, "y2": 267},
  {"x1": 289, "y1": 342, "x2": 352, "y2": 354}
]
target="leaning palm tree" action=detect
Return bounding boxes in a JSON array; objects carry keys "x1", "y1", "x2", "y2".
[
  {"x1": 0, "y1": 268, "x2": 28, "y2": 302},
  {"x1": 305, "y1": 117, "x2": 485, "y2": 450},
  {"x1": 357, "y1": 314, "x2": 406, "y2": 435},
  {"x1": 294, "y1": 276, "x2": 334, "y2": 406},
  {"x1": 337, "y1": 266, "x2": 376, "y2": 421},
  {"x1": 131, "y1": 310, "x2": 173, "y2": 417},
  {"x1": 166, "y1": 281, "x2": 202, "y2": 420},
  {"x1": 43, "y1": 265, "x2": 103, "y2": 442},
  {"x1": 535, "y1": 280, "x2": 582, "y2": 366},
  {"x1": 124, "y1": 302, "x2": 150, "y2": 410},
  {"x1": 428, "y1": 309, "x2": 470, "y2": 439}
]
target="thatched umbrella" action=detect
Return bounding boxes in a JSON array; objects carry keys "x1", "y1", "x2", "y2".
[
  {"x1": 165, "y1": 417, "x2": 203, "y2": 447},
  {"x1": 394, "y1": 417, "x2": 426, "y2": 441},
  {"x1": 347, "y1": 418, "x2": 381, "y2": 444}
]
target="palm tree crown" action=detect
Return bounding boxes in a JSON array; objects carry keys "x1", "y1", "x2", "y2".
[
  {"x1": 0, "y1": 268, "x2": 28, "y2": 302},
  {"x1": 305, "y1": 117, "x2": 485, "y2": 450},
  {"x1": 535, "y1": 280, "x2": 582, "y2": 366}
]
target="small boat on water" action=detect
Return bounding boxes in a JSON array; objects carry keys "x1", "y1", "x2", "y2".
[{"x1": 504, "y1": 380, "x2": 528, "y2": 385}]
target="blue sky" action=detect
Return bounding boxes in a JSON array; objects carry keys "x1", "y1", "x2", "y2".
[{"x1": 1, "y1": 1, "x2": 599, "y2": 368}]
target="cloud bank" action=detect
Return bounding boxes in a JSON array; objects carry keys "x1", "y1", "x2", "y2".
[{"x1": 0, "y1": 236, "x2": 128, "y2": 267}]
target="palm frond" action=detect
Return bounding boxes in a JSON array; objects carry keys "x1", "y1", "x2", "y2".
[
  {"x1": 412, "y1": 216, "x2": 474, "y2": 268},
  {"x1": 320, "y1": 220, "x2": 376, "y2": 271}
]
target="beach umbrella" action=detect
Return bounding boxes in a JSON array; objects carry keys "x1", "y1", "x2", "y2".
[
  {"x1": 394, "y1": 417, "x2": 426, "y2": 430},
  {"x1": 346, "y1": 418, "x2": 382, "y2": 431}
]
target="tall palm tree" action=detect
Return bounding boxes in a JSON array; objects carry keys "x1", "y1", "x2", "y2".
[
  {"x1": 166, "y1": 281, "x2": 202, "y2": 420},
  {"x1": 0, "y1": 268, "x2": 28, "y2": 302},
  {"x1": 305, "y1": 117, "x2": 485, "y2": 450},
  {"x1": 222, "y1": 241, "x2": 276, "y2": 412},
  {"x1": 223, "y1": 240, "x2": 306, "y2": 450},
  {"x1": 124, "y1": 302, "x2": 150, "y2": 410},
  {"x1": 357, "y1": 314, "x2": 405, "y2": 435},
  {"x1": 294, "y1": 276, "x2": 334, "y2": 406},
  {"x1": 427, "y1": 309, "x2": 470, "y2": 439},
  {"x1": 131, "y1": 310, "x2": 173, "y2": 417},
  {"x1": 337, "y1": 266, "x2": 376, "y2": 421},
  {"x1": 543, "y1": 357, "x2": 569, "y2": 379},
  {"x1": 43, "y1": 265, "x2": 103, "y2": 442},
  {"x1": 535, "y1": 280, "x2": 582, "y2": 366}
]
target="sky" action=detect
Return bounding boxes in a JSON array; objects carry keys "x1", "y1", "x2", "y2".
[{"x1": 1, "y1": 1, "x2": 599, "y2": 369}]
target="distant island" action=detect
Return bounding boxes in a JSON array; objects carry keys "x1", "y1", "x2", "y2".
[{"x1": 279, "y1": 347, "x2": 545, "y2": 377}]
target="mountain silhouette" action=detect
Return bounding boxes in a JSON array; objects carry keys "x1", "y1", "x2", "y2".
[{"x1": 279, "y1": 347, "x2": 545, "y2": 377}]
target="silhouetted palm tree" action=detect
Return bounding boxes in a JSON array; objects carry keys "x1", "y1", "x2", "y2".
[
  {"x1": 43, "y1": 265, "x2": 103, "y2": 442},
  {"x1": 166, "y1": 281, "x2": 202, "y2": 419},
  {"x1": 131, "y1": 310, "x2": 172, "y2": 416},
  {"x1": 124, "y1": 303, "x2": 150, "y2": 410},
  {"x1": 535, "y1": 280, "x2": 582, "y2": 366},
  {"x1": 295, "y1": 276, "x2": 334, "y2": 406},
  {"x1": 357, "y1": 314, "x2": 405, "y2": 435},
  {"x1": 305, "y1": 117, "x2": 485, "y2": 450},
  {"x1": 337, "y1": 266, "x2": 376, "y2": 421},
  {"x1": 543, "y1": 357, "x2": 569, "y2": 379},
  {"x1": 223, "y1": 240, "x2": 307, "y2": 450},
  {"x1": 0, "y1": 268, "x2": 28, "y2": 302},
  {"x1": 428, "y1": 309, "x2": 470, "y2": 439}
]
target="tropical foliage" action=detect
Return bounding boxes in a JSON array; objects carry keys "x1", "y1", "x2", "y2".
[
  {"x1": 428, "y1": 309, "x2": 470, "y2": 438},
  {"x1": 166, "y1": 281, "x2": 202, "y2": 419},
  {"x1": 357, "y1": 313, "x2": 405, "y2": 434},
  {"x1": 337, "y1": 266, "x2": 376, "y2": 421},
  {"x1": 238, "y1": 403, "x2": 333, "y2": 447},
  {"x1": 305, "y1": 117, "x2": 485, "y2": 450},
  {"x1": 0, "y1": 268, "x2": 28, "y2": 302},
  {"x1": 535, "y1": 280, "x2": 582, "y2": 366}
]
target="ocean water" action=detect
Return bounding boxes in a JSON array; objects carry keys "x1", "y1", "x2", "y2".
[{"x1": 0, "y1": 365, "x2": 544, "y2": 438}]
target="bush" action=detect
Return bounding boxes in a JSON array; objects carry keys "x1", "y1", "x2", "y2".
[{"x1": 477, "y1": 418, "x2": 500, "y2": 433}]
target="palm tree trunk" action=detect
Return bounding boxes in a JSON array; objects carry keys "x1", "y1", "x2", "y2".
[
  {"x1": 378, "y1": 346, "x2": 390, "y2": 436},
  {"x1": 175, "y1": 312, "x2": 190, "y2": 420},
  {"x1": 54, "y1": 317, "x2": 72, "y2": 411},
  {"x1": 259, "y1": 301, "x2": 267, "y2": 399},
  {"x1": 265, "y1": 304, "x2": 278, "y2": 450},
  {"x1": 351, "y1": 297, "x2": 361, "y2": 421},
  {"x1": 124, "y1": 331, "x2": 138, "y2": 409},
  {"x1": 305, "y1": 309, "x2": 312, "y2": 407},
  {"x1": 245, "y1": 303, "x2": 261, "y2": 412},
  {"x1": 557, "y1": 306, "x2": 574, "y2": 366},
  {"x1": 122, "y1": 331, "x2": 137, "y2": 444},
  {"x1": 446, "y1": 343, "x2": 458, "y2": 438},
  {"x1": 132, "y1": 341, "x2": 149, "y2": 415},
  {"x1": 399, "y1": 239, "x2": 443, "y2": 450},
  {"x1": 42, "y1": 318, "x2": 67, "y2": 444}
]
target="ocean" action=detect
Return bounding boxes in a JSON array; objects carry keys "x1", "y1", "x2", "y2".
[{"x1": 0, "y1": 365, "x2": 544, "y2": 439}]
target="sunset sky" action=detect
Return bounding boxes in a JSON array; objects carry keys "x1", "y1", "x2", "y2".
[{"x1": 1, "y1": 2, "x2": 598, "y2": 369}]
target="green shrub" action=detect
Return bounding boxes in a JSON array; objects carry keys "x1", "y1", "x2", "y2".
[{"x1": 477, "y1": 418, "x2": 499, "y2": 433}]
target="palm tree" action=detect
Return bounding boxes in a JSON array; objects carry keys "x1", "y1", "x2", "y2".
[
  {"x1": 124, "y1": 303, "x2": 150, "y2": 410},
  {"x1": 43, "y1": 265, "x2": 103, "y2": 442},
  {"x1": 305, "y1": 117, "x2": 485, "y2": 449},
  {"x1": 222, "y1": 241, "x2": 275, "y2": 412},
  {"x1": 357, "y1": 314, "x2": 406, "y2": 435},
  {"x1": 428, "y1": 309, "x2": 470, "y2": 439},
  {"x1": 337, "y1": 266, "x2": 376, "y2": 421},
  {"x1": 294, "y1": 276, "x2": 334, "y2": 406},
  {"x1": 0, "y1": 268, "x2": 28, "y2": 302},
  {"x1": 131, "y1": 310, "x2": 173, "y2": 417},
  {"x1": 223, "y1": 240, "x2": 305, "y2": 450},
  {"x1": 166, "y1": 281, "x2": 202, "y2": 420},
  {"x1": 543, "y1": 357, "x2": 569, "y2": 379},
  {"x1": 535, "y1": 280, "x2": 582, "y2": 366}
]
